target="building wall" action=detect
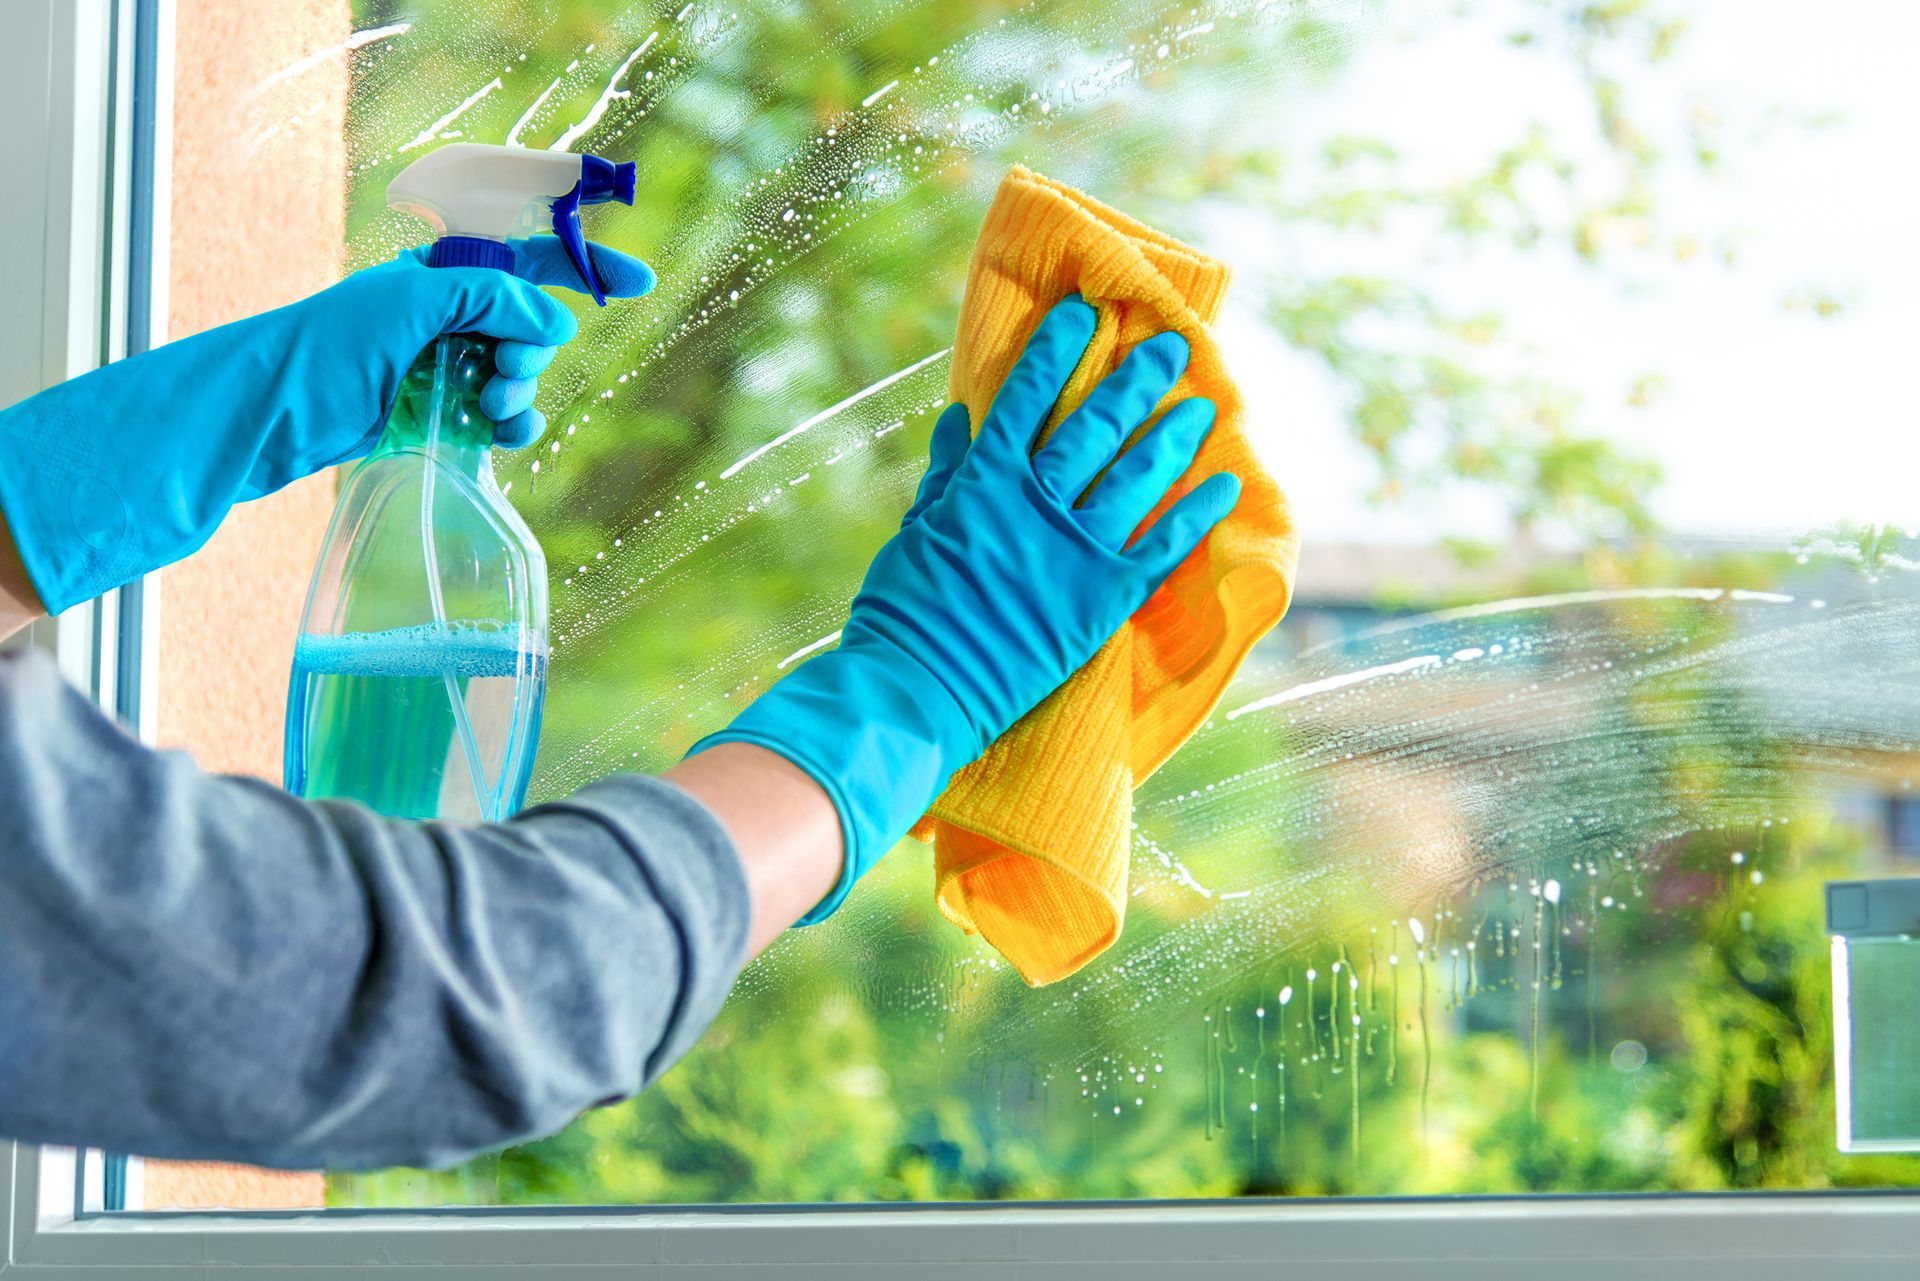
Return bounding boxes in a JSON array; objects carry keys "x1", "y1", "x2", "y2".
[{"x1": 141, "y1": 0, "x2": 351, "y2": 1212}]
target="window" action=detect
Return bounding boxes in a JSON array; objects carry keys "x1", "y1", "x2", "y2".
[
  {"x1": 6, "y1": 0, "x2": 1920, "y2": 1270},
  {"x1": 302, "y1": 0, "x2": 1920, "y2": 1207}
]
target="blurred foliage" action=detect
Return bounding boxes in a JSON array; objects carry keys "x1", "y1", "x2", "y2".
[{"x1": 319, "y1": 0, "x2": 1920, "y2": 1206}]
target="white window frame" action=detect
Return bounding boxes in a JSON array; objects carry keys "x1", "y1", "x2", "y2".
[
  {"x1": 1, "y1": 1, "x2": 1917, "y2": 1274},
  {"x1": 0, "y1": 0, "x2": 162, "y2": 723}
]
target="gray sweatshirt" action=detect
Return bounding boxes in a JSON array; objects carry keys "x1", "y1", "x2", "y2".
[{"x1": 0, "y1": 646, "x2": 750, "y2": 1171}]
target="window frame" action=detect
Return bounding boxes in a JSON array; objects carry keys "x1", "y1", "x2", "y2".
[
  {"x1": 0, "y1": 0, "x2": 161, "y2": 723},
  {"x1": 1, "y1": 0, "x2": 1918, "y2": 1273}
]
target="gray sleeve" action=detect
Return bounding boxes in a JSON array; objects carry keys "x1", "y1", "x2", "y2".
[{"x1": 0, "y1": 647, "x2": 750, "y2": 1171}]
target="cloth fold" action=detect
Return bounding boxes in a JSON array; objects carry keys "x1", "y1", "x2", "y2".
[{"x1": 911, "y1": 166, "x2": 1297, "y2": 986}]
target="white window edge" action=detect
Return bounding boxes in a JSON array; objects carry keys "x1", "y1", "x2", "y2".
[
  {"x1": 0, "y1": 0, "x2": 165, "y2": 703},
  {"x1": 3, "y1": 1160, "x2": 1919, "y2": 1279},
  {"x1": 0, "y1": 0, "x2": 114, "y2": 681}
]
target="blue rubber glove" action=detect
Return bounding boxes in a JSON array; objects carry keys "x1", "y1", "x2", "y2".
[
  {"x1": 0, "y1": 235, "x2": 653, "y2": 614},
  {"x1": 691, "y1": 295, "x2": 1241, "y2": 922}
]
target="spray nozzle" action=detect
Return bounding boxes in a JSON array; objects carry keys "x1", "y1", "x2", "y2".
[
  {"x1": 549, "y1": 155, "x2": 639, "y2": 306},
  {"x1": 388, "y1": 142, "x2": 639, "y2": 308},
  {"x1": 581, "y1": 153, "x2": 637, "y2": 206}
]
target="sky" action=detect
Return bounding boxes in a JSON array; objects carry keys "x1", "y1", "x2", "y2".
[{"x1": 1214, "y1": 0, "x2": 1920, "y2": 546}]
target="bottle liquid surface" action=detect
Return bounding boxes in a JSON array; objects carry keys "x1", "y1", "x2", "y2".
[
  {"x1": 286, "y1": 332, "x2": 548, "y2": 823},
  {"x1": 285, "y1": 622, "x2": 545, "y2": 820}
]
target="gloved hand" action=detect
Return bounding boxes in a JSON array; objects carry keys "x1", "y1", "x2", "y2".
[
  {"x1": 0, "y1": 236, "x2": 653, "y2": 614},
  {"x1": 691, "y1": 295, "x2": 1240, "y2": 922}
]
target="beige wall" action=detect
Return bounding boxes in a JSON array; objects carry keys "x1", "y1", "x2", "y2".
[{"x1": 141, "y1": 0, "x2": 350, "y2": 1212}]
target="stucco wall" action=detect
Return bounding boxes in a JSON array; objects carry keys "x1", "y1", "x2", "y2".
[{"x1": 141, "y1": 0, "x2": 351, "y2": 1212}]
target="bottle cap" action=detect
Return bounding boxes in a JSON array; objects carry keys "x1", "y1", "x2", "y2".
[{"x1": 388, "y1": 143, "x2": 639, "y2": 306}]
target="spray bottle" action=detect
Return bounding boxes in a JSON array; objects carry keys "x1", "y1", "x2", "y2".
[{"x1": 284, "y1": 143, "x2": 636, "y2": 822}]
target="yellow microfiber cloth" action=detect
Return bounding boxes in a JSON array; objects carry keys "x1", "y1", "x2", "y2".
[{"x1": 910, "y1": 166, "x2": 1298, "y2": 986}]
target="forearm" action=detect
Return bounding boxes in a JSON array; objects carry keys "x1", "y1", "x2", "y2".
[
  {"x1": 0, "y1": 649, "x2": 749, "y2": 1171},
  {"x1": 663, "y1": 743, "x2": 843, "y2": 953}
]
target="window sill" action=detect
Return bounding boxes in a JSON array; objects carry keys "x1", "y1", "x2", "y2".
[{"x1": 11, "y1": 1191, "x2": 1920, "y2": 1276}]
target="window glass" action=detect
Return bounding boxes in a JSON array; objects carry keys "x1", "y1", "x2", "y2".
[{"x1": 251, "y1": 0, "x2": 1920, "y2": 1204}]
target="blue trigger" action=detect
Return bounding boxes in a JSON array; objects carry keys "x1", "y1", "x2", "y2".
[
  {"x1": 548, "y1": 181, "x2": 604, "y2": 307},
  {"x1": 548, "y1": 159, "x2": 638, "y2": 308}
]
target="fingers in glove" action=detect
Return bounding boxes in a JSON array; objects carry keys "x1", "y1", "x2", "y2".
[
  {"x1": 483, "y1": 344, "x2": 557, "y2": 446},
  {"x1": 480, "y1": 373, "x2": 539, "y2": 423},
  {"x1": 492, "y1": 407, "x2": 547, "y2": 450},
  {"x1": 1076, "y1": 396, "x2": 1216, "y2": 550},
  {"x1": 496, "y1": 340, "x2": 558, "y2": 380},
  {"x1": 440, "y1": 269, "x2": 578, "y2": 347},
  {"x1": 903, "y1": 403, "x2": 974, "y2": 527},
  {"x1": 1033, "y1": 331, "x2": 1189, "y2": 506},
  {"x1": 1125, "y1": 471, "x2": 1241, "y2": 581},
  {"x1": 510, "y1": 236, "x2": 657, "y2": 299},
  {"x1": 976, "y1": 295, "x2": 1096, "y2": 461}
]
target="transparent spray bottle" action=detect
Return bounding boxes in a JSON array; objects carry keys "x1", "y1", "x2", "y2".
[{"x1": 285, "y1": 143, "x2": 636, "y2": 821}]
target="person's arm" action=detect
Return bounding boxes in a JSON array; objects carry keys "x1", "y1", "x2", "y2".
[
  {"x1": 664, "y1": 744, "x2": 841, "y2": 954},
  {"x1": 0, "y1": 645, "x2": 769, "y2": 1171}
]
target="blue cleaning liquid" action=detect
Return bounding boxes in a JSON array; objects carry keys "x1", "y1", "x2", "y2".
[{"x1": 284, "y1": 622, "x2": 546, "y2": 821}]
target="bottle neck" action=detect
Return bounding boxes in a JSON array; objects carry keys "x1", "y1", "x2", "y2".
[{"x1": 375, "y1": 333, "x2": 499, "y2": 482}]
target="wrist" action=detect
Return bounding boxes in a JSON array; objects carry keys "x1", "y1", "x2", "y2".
[
  {"x1": 663, "y1": 742, "x2": 842, "y2": 951},
  {"x1": 688, "y1": 639, "x2": 977, "y2": 921}
]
